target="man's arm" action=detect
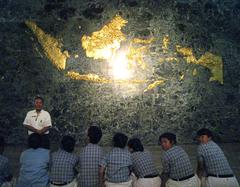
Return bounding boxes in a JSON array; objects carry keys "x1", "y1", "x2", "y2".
[
  {"x1": 99, "y1": 166, "x2": 105, "y2": 187},
  {"x1": 39, "y1": 126, "x2": 51, "y2": 134},
  {"x1": 24, "y1": 125, "x2": 40, "y2": 134},
  {"x1": 197, "y1": 158, "x2": 205, "y2": 178},
  {"x1": 160, "y1": 172, "x2": 169, "y2": 187}
]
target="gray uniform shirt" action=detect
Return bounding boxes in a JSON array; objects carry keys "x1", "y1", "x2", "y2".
[
  {"x1": 79, "y1": 143, "x2": 104, "y2": 187},
  {"x1": 197, "y1": 140, "x2": 233, "y2": 176},
  {"x1": 100, "y1": 148, "x2": 132, "y2": 183},
  {"x1": 162, "y1": 145, "x2": 194, "y2": 180},
  {"x1": 131, "y1": 150, "x2": 159, "y2": 178}
]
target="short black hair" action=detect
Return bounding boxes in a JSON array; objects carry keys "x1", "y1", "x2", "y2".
[
  {"x1": 34, "y1": 95, "x2": 44, "y2": 103},
  {"x1": 113, "y1": 132, "x2": 128, "y2": 148},
  {"x1": 41, "y1": 135, "x2": 50, "y2": 149},
  {"x1": 0, "y1": 136, "x2": 5, "y2": 147},
  {"x1": 128, "y1": 138, "x2": 144, "y2": 152},
  {"x1": 197, "y1": 128, "x2": 213, "y2": 138},
  {"x1": 61, "y1": 135, "x2": 76, "y2": 153},
  {"x1": 88, "y1": 126, "x2": 102, "y2": 144},
  {"x1": 28, "y1": 133, "x2": 42, "y2": 149},
  {"x1": 159, "y1": 132, "x2": 177, "y2": 144}
]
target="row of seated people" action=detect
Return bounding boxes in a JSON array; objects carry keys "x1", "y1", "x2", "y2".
[{"x1": 0, "y1": 127, "x2": 239, "y2": 187}]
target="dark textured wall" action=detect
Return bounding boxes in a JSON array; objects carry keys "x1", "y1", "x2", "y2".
[{"x1": 0, "y1": 0, "x2": 240, "y2": 144}]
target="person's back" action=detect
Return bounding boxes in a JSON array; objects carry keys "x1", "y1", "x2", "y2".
[
  {"x1": 16, "y1": 133, "x2": 49, "y2": 187},
  {"x1": 163, "y1": 145, "x2": 194, "y2": 180},
  {"x1": 197, "y1": 128, "x2": 239, "y2": 187},
  {"x1": 78, "y1": 126, "x2": 103, "y2": 187},
  {"x1": 159, "y1": 132, "x2": 200, "y2": 187},
  {"x1": 50, "y1": 136, "x2": 78, "y2": 187},
  {"x1": 128, "y1": 138, "x2": 161, "y2": 187},
  {"x1": 198, "y1": 140, "x2": 233, "y2": 175},
  {"x1": 99, "y1": 132, "x2": 132, "y2": 187}
]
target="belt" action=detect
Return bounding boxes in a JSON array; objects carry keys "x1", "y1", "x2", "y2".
[
  {"x1": 50, "y1": 181, "x2": 71, "y2": 186},
  {"x1": 208, "y1": 174, "x2": 234, "y2": 178},
  {"x1": 172, "y1": 174, "x2": 194, "y2": 181},
  {"x1": 143, "y1": 174, "x2": 159, "y2": 178}
]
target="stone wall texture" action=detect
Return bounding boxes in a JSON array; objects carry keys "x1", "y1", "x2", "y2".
[{"x1": 0, "y1": 0, "x2": 240, "y2": 145}]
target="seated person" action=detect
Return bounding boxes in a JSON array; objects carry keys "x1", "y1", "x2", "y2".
[
  {"x1": 16, "y1": 133, "x2": 50, "y2": 187},
  {"x1": 159, "y1": 132, "x2": 200, "y2": 187},
  {"x1": 99, "y1": 133, "x2": 132, "y2": 187},
  {"x1": 78, "y1": 125, "x2": 104, "y2": 187},
  {"x1": 128, "y1": 138, "x2": 161, "y2": 187},
  {"x1": 0, "y1": 137, "x2": 13, "y2": 187},
  {"x1": 50, "y1": 135, "x2": 78, "y2": 187},
  {"x1": 197, "y1": 128, "x2": 239, "y2": 187}
]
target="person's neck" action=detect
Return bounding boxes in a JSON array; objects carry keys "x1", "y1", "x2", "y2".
[{"x1": 35, "y1": 109, "x2": 42, "y2": 113}]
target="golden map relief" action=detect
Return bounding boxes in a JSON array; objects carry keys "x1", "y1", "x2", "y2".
[
  {"x1": 25, "y1": 15, "x2": 223, "y2": 93},
  {"x1": 25, "y1": 21, "x2": 69, "y2": 70}
]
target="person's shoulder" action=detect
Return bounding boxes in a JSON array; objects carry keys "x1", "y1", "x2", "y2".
[
  {"x1": 27, "y1": 110, "x2": 35, "y2": 115},
  {"x1": 41, "y1": 110, "x2": 50, "y2": 115},
  {"x1": 38, "y1": 148, "x2": 50, "y2": 154}
]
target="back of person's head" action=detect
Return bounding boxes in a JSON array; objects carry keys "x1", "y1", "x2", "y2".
[
  {"x1": 28, "y1": 133, "x2": 42, "y2": 149},
  {"x1": 128, "y1": 138, "x2": 144, "y2": 152},
  {"x1": 113, "y1": 132, "x2": 128, "y2": 148},
  {"x1": 0, "y1": 136, "x2": 5, "y2": 153},
  {"x1": 0, "y1": 136, "x2": 4, "y2": 147},
  {"x1": 41, "y1": 136, "x2": 50, "y2": 149},
  {"x1": 61, "y1": 135, "x2": 76, "y2": 153},
  {"x1": 87, "y1": 126, "x2": 102, "y2": 144},
  {"x1": 159, "y1": 132, "x2": 177, "y2": 144},
  {"x1": 197, "y1": 128, "x2": 213, "y2": 138}
]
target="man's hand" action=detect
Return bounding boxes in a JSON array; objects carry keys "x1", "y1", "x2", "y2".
[
  {"x1": 160, "y1": 172, "x2": 169, "y2": 187},
  {"x1": 38, "y1": 126, "x2": 50, "y2": 134},
  {"x1": 99, "y1": 166, "x2": 105, "y2": 187}
]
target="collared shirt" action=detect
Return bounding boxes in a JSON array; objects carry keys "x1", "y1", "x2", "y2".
[
  {"x1": 131, "y1": 150, "x2": 159, "y2": 178},
  {"x1": 78, "y1": 143, "x2": 104, "y2": 187},
  {"x1": 197, "y1": 140, "x2": 233, "y2": 175},
  {"x1": 23, "y1": 109, "x2": 52, "y2": 135},
  {"x1": 16, "y1": 148, "x2": 49, "y2": 187},
  {"x1": 50, "y1": 149, "x2": 79, "y2": 183},
  {"x1": 100, "y1": 147, "x2": 132, "y2": 183},
  {"x1": 162, "y1": 145, "x2": 194, "y2": 180},
  {"x1": 0, "y1": 155, "x2": 10, "y2": 186}
]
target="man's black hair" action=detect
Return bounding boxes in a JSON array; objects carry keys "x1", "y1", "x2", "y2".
[
  {"x1": 159, "y1": 132, "x2": 177, "y2": 144},
  {"x1": 128, "y1": 138, "x2": 144, "y2": 152},
  {"x1": 197, "y1": 128, "x2": 213, "y2": 138},
  {"x1": 41, "y1": 135, "x2": 50, "y2": 149},
  {"x1": 34, "y1": 95, "x2": 44, "y2": 103},
  {"x1": 88, "y1": 126, "x2": 102, "y2": 144},
  {"x1": 61, "y1": 135, "x2": 76, "y2": 153},
  {"x1": 0, "y1": 136, "x2": 5, "y2": 147},
  {"x1": 28, "y1": 133, "x2": 42, "y2": 149},
  {"x1": 113, "y1": 132, "x2": 128, "y2": 148}
]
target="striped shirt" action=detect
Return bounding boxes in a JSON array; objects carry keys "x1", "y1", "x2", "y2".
[
  {"x1": 162, "y1": 145, "x2": 194, "y2": 180},
  {"x1": 78, "y1": 143, "x2": 104, "y2": 187},
  {"x1": 131, "y1": 150, "x2": 159, "y2": 178},
  {"x1": 50, "y1": 149, "x2": 79, "y2": 183},
  {"x1": 197, "y1": 140, "x2": 233, "y2": 175},
  {"x1": 100, "y1": 148, "x2": 132, "y2": 183}
]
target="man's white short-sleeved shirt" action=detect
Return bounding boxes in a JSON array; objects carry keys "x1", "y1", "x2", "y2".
[{"x1": 23, "y1": 109, "x2": 52, "y2": 135}]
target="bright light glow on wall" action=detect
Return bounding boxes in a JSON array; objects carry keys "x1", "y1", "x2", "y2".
[{"x1": 109, "y1": 49, "x2": 132, "y2": 80}]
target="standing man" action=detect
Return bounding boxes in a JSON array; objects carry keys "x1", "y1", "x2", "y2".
[{"x1": 23, "y1": 96, "x2": 52, "y2": 148}]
